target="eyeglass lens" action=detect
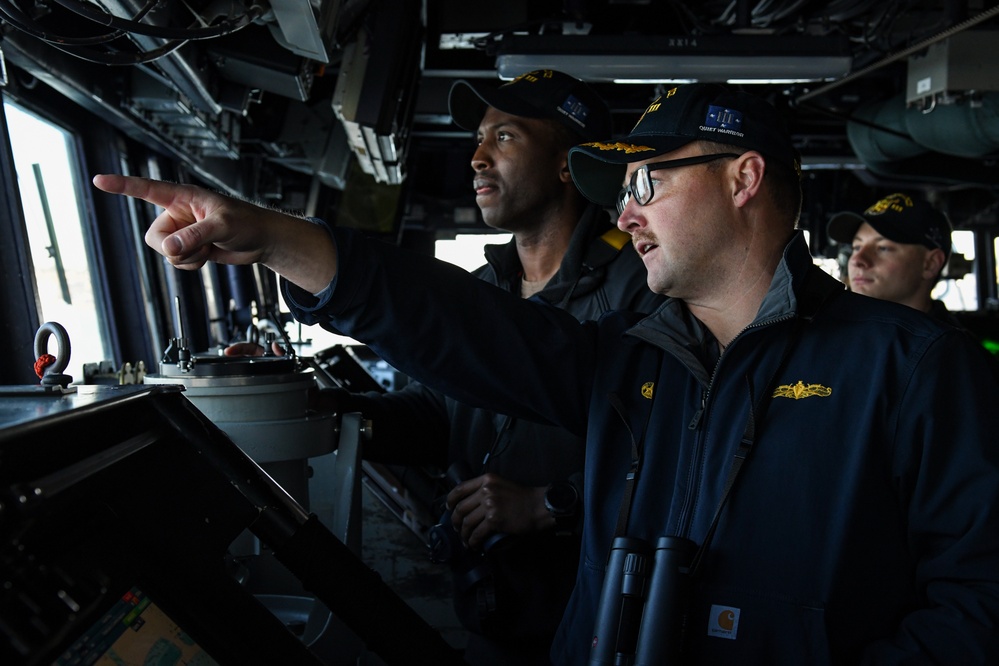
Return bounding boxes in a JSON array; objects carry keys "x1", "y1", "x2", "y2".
[
  {"x1": 615, "y1": 153, "x2": 740, "y2": 216},
  {"x1": 616, "y1": 167, "x2": 652, "y2": 216}
]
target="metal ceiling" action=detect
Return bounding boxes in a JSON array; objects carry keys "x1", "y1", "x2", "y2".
[{"x1": 0, "y1": 0, "x2": 996, "y2": 242}]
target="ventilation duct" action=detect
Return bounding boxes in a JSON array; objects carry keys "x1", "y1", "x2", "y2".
[{"x1": 846, "y1": 92, "x2": 999, "y2": 184}]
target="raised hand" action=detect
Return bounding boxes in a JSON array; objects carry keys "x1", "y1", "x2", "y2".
[{"x1": 92, "y1": 174, "x2": 336, "y2": 293}]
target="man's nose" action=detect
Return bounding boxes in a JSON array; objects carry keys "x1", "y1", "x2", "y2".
[
  {"x1": 616, "y1": 200, "x2": 645, "y2": 234},
  {"x1": 471, "y1": 141, "x2": 492, "y2": 171},
  {"x1": 851, "y1": 246, "x2": 872, "y2": 267}
]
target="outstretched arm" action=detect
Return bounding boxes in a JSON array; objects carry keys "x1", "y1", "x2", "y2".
[{"x1": 92, "y1": 174, "x2": 337, "y2": 294}]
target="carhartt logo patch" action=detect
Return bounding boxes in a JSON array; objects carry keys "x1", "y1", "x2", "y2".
[
  {"x1": 773, "y1": 380, "x2": 832, "y2": 400},
  {"x1": 641, "y1": 382, "x2": 654, "y2": 399},
  {"x1": 707, "y1": 605, "x2": 740, "y2": 640}
]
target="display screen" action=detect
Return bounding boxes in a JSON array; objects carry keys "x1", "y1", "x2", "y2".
[{"x1": 52, "y1": 587, "x2": 219, "y2": 666}]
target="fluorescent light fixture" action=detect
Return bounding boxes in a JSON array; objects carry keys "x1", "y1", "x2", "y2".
[
  {"x1": 726, "y1": 79, "x2": 828, "y2": 85},
  {"x1": 613, "y1": 78, "x2": 699, "y2": 85},
  {"x1": 495, "y1": 35, "x2": 852, "y2": 84}
]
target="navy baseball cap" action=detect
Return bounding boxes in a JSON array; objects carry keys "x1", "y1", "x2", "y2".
[
  {"x1": 567, "y1": 83, "x2": 800, "y2": 207},
  {"x1": 827, "y1": 193, "x2": 952, "y2": 258},
  {"x1": 448, "y1": 69, "x2": 611, "y2": 142}
]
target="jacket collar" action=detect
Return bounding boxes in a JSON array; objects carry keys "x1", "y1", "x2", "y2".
[
  {"x1": 625, "y1": 231, "x2": 831, "y2": 374},
  {"x1": 482, "y1": 205, "x2": 625, "y2": 304}
]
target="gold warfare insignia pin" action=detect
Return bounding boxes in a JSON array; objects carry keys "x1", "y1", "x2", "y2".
[
  {"x1": 641, "y1": 382, "x2": 654, "y2": 399},
  {"x1": 772, "y1": 380, "x2": 832, "y2": 400},
  {"x1": 581, "y1": 141, "x2": 656, "y2": 154}
]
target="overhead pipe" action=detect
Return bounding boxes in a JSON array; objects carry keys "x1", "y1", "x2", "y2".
[
  {"x1": 847, "y1": 91, "x2": 999, "y2": 164},
  {"x1": 794, "y1": 4, "x2": 999, "y2": 105}
]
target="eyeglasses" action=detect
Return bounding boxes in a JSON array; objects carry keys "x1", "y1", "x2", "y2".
[{"x1": 616, "y1": 153, "x2": 740, "y2": 216}]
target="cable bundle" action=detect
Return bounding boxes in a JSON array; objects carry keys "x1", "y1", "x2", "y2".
[{"x1": 0, "y1": 0, "x2": 264, "y2": 64}]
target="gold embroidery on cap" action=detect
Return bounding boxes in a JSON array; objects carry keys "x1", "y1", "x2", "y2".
[
  {"x1": 865, "y1": 193, "x2": 913, "y2": 216},
  {"x1": 635, "y1": 97, "x2": 660, "y2": 127},
  {"x1": 632, "y1": 87, "x2": 677, "y2": 128},
  {"x1": 511, "y1": 70, "x2": 553, "y2": 85},
  {"x1": 773, "y1": 380, "x2": 832, "y2": 400},
  {"x1": 580, "y1": 141, "x2": 656, "y2": 154}
]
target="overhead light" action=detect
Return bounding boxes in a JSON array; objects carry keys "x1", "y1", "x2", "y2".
[
  {"x1": 495, "y1": 34, "x2": 852, "y2": 84},
  {"x1": 726, "y1": 79, "x2": 830, "y2": 85},
  {"x1": 613, "y1": 78, "x2": 698, "y2": 85}
]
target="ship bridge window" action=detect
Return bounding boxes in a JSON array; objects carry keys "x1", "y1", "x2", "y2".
[
  {"x1": 276, "y1": 232, "x2": 513, "y2": 354},
  {"x1": 435, "y1": 233, "x2": 513, "y2": 272},
  {"x1": 932, "y1": 229, "x2": 978, "y2": 312},
  {"x1": 4, "y1": 101, "x2": 111, "y2": 373}
]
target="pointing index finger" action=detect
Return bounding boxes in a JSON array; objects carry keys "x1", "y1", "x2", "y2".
[{"x1": 92, "y1": 174, "x2": 190, "y2": 210}]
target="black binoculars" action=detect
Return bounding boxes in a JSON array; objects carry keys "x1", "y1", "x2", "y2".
[{"x1": 589, "y1": 535, "x2": 697, "y2": 665}]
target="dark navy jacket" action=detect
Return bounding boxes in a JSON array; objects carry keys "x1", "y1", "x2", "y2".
[
  {"x1": 330, "y1": 206, "x2": 662, "y2": 651},
  {"x1": 285, "y1": 226, "x2": 999, "y2": 665}
]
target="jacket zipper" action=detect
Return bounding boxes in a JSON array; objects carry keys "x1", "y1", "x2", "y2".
[{"x1": 674, "y1": 313, "x2": 796, "y2": 537}]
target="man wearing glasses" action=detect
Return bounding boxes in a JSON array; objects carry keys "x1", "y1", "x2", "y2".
[
  {"x1": 319, "y1": 69, "x2": 663, "y2": 665},
  {"x1": 96, "y1": 82, "x2": 999, "y2": 665}
]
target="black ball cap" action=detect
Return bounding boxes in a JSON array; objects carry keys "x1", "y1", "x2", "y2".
[{"x1": 448, "y1": 69, "x2": 612, "y2": 142}]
